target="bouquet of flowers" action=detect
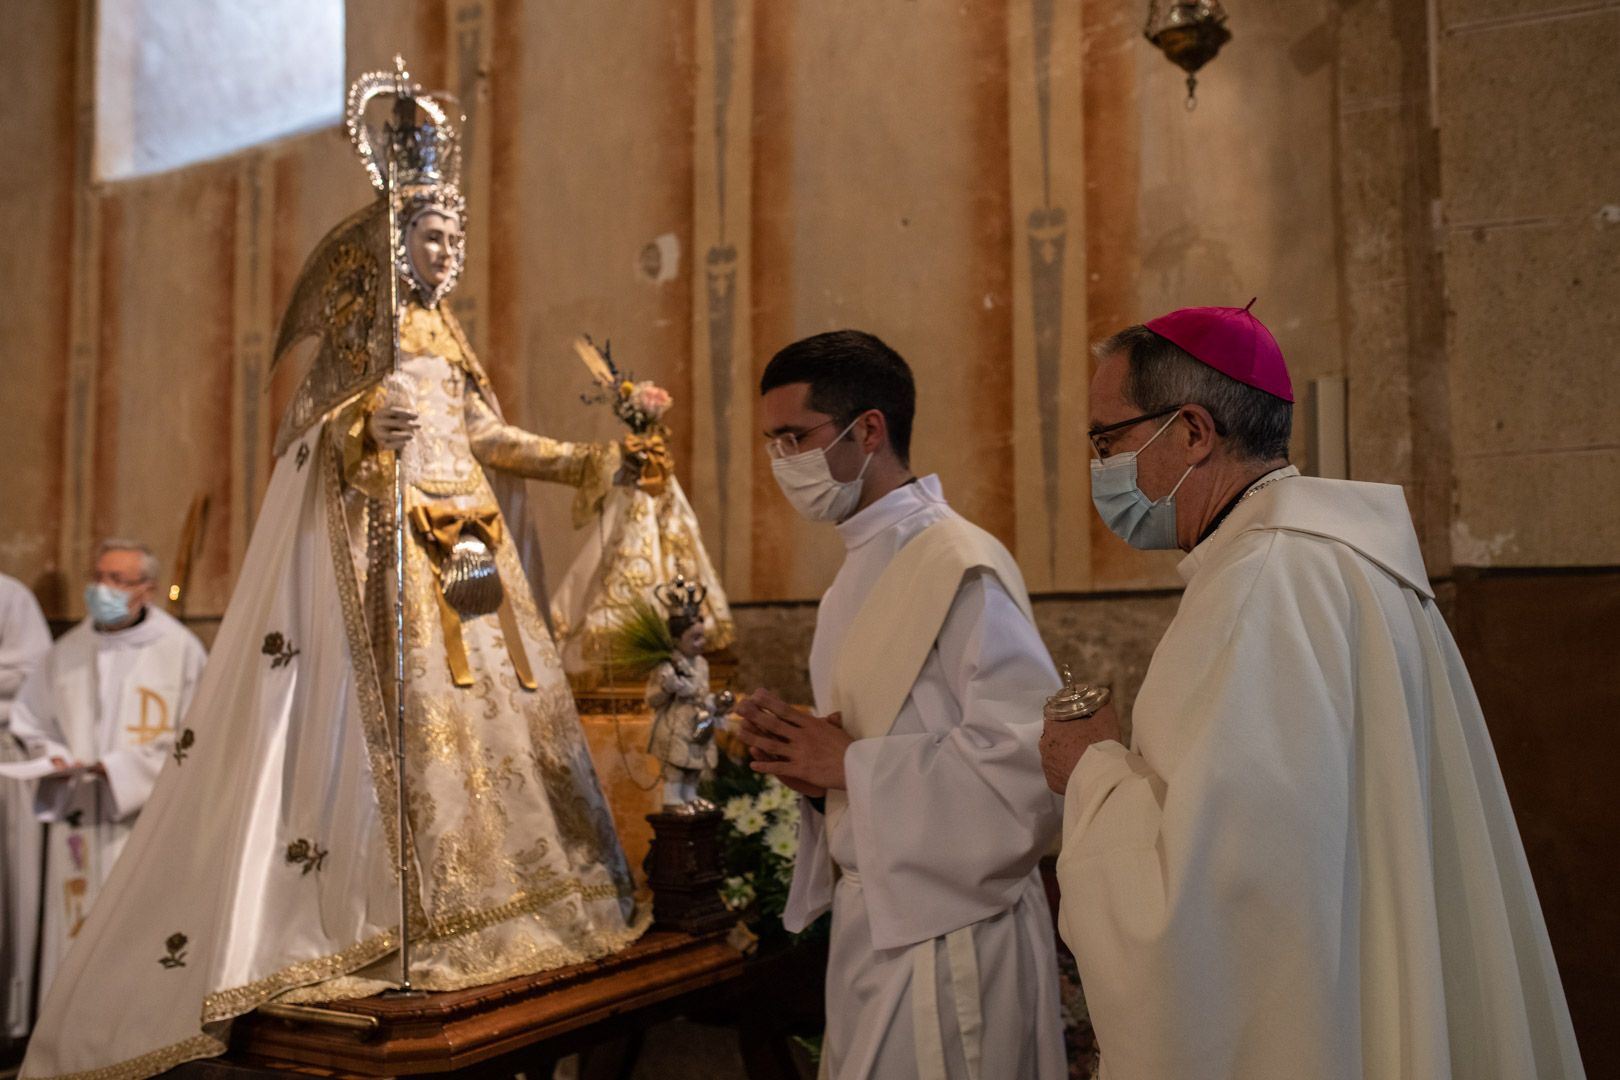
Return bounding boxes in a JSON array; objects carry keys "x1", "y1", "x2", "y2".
[
  {"x1": 705, "y1": 750, "x2": 830, "y2": 949},
  {"x1": 573, "y1": 335, "x2": 673, "y2": 435}
]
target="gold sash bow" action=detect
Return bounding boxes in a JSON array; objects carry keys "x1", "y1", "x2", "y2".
[
  {"x1": 624, "y1": 431, "x2": 672, "y2": 497},
  {"x1": 407, "y1": 503, "x2": 538, "y2": 691}
]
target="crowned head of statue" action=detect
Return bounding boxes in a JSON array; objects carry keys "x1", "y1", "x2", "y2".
[
  {"x1": 347, "y1": 57, "x2": 467, "y2": 308},
  {"x1": 656, "y1": 574, "x2": 709, "y2": 659}
]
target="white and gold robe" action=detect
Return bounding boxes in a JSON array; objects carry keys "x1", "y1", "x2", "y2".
[
  {"x1": 20, "y1": 303, "x2": 641, "y2": 1080},
  {"x1": 783, "y1": 476, "x2": 1066, "y2": 1080},
  {"x1": 1057, "y1": 470, "x2": 1585, "y2": 1080},
  {"x1": 8, "y1": 606, "x2": 206, "y2": 1006},
  {"x1": 550, "y1": 475, "x2": 735, "y2": 683},
  {"x1": 0, "y1": 573, "x2": 51, "y2": 1037}
]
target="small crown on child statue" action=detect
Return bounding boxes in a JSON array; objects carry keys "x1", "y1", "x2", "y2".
[{"x1": 654, "y1": 574, "x2": 707, "y2": 621}]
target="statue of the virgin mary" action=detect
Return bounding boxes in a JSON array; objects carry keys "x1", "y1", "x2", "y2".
[{"x1": 21, "y1": 62, "x2": 644, "y2": 1080}]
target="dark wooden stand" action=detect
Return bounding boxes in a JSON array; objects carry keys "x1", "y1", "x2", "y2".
[
  {"x1": 643, "y1": 809, "x2": 735, "y2": 935},
  {"x1": 164, "y1": 930, "x2": 743, "y2": 1079}
]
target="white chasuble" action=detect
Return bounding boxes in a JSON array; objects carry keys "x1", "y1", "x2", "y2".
[
  {"x1": 20, "y1": 303, "x2": 641, "y2": 1080},
  {"x1": 783, "y1": 476, "x2": 1067, "y2": 1080},
  {"x1": 0, "y1": 573, "x2": 51, "y2": 1037},
  {"x1": 1057, "y1": 472, "x2": 1585, "y2": 1080},
  {"x1": 8, "y1": 607, "x2": 206, "y2": 1004}
]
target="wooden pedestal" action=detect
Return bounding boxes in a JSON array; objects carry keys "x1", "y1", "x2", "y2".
[
  {"x1": 184, "y1": 930, "x2": 742, "y2": 1078},
  {"x1": 643, "y1": 809, "x2": 736, "y2": 935}
]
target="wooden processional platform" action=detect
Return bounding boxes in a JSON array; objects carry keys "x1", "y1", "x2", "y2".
[
  {"x1": 161, "y1": 668, "x2": 772, "y2": 1079},
  {"x1": 167, "y1": 930, "x2": 744, "y2": 1079}
]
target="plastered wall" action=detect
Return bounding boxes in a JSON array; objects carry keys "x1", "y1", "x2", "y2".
[
  {"x1": 4, "y1": 1, "x2": 1616, "y2": 617},
  {"x1": 1, "y1": 0, "x2": 1370, "y2": 615}
]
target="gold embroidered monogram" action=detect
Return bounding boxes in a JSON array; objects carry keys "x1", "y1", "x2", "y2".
[{"x1": 125, "y1": 688, "x2": 171, "y2": 746}]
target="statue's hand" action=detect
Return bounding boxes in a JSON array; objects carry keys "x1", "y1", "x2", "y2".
[
  {"x1": 369, "y1": 405, "x2": 419, "y2": 452},
  {"x1": 661, "y1": 668, "x2": 688, "y2": 695},
  {"x1": 613, "y1": 443, "x2": 646, "y2": 487}
]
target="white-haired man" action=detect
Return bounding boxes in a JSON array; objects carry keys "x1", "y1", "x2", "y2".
[{"x1": 6, "y1": 540, "x2": 205, "y2": 999}]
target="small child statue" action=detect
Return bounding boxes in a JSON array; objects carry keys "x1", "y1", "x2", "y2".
[{"x1": 646, "y1": 576, "x2": 734, "y2": 814}]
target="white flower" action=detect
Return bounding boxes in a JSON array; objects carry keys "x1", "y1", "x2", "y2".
[
  {"x1": 723, "y1": 794, "x2": 756, "y2": 824},
  {"x1": 720, "y1": 874, "x2": 756, "y2": 911},
  {"x1": 733, "y1": 808, "x2": 767, "y2": 837},
  {"x1": 755, "y1": 778, "x2": 794, "y2": 813},
  {"x1": 776, "y1": 795, "x2": 801, "y2": 828},
  {"x1": 764, "y1": 819, "x2": 798, "y2": 859}
]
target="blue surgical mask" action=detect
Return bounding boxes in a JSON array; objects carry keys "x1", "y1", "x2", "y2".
[
  {"x1": 1089, "y1": 413, "x2": 1194, "y2": 550},
  {"x1": 84, "y1": 583, "x2": 133, "y2": 626}
]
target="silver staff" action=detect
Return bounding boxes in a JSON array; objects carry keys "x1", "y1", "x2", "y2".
[{"x1": 384, "y1": 143, "x2": 415, "y2": 994}]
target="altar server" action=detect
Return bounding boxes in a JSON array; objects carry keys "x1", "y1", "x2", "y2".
[
  {"x1": 0, "y1": 572, "x2": 51, "y2": 1037},
  {"x1": 7, "y1": 540, "x2": 205, "y2": 1000},
  {"x1": 738, "y1": 330, "x2": 1065, "y2": 1080},
  {"x1": 1040, "y1": 306, "x2": 1585, "y2": 1079}
]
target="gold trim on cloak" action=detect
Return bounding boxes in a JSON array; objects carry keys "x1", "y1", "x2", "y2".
[
  {"x1": 323, "y1": 434, "x2": 411, "y2": 877},
  {"x1": 199, "y1": 932, "x2": 400, "y2": 1022},
  {"x1": 23, "y1": 1035, "x2": 228, "y2": 1080}
]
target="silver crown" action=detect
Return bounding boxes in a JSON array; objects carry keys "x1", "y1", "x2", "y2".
[
  {"x1": 346, "y1": 56, "x2": 464, "y2": 200},
  {"x1": 654, "y1": 574, "x2": 707, "y2": 623}
]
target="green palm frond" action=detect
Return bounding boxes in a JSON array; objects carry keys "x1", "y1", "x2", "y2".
[{"x1": 602, "y1": 597, "x2": 675, "y2": 679}]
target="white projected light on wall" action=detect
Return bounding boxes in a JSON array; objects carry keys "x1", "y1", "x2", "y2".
[{"x1": 96, "y1": 0, "x2": 344, "y2": 181}]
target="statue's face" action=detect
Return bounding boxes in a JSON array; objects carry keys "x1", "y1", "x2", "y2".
[
  {"x1": 405, "y1": 207, "x2": 463, "y2": 289},
  {"x1": 677, "y1": 622, "x2": 707, "y2": 658}
]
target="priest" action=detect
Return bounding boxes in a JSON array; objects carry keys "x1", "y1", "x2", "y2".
[
  {"x1": 1040, "y1": 304, "x2": 1585, "y2": 1078},
  {"x1": 6, "y1": 540, "x2": 206, "y2": 1004},
  {"x1": 737, "y1": 330, "x2": 1066, "y2": 1079},
  {"x1": 0, "y1": 571, "x2": 51, "y2": 1039}
]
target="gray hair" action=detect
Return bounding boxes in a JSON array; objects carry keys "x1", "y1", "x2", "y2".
[
  {"x1": 1095, "y1": 324, "x2": 1292, "y2": 462},
  {"x1": 94, "y1": 538, "x2": 160, "y2": 583}
]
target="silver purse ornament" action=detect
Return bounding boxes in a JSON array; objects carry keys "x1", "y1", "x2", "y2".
[{"x1": 440, "y1": 533, "x2": 502, "y2": 617}]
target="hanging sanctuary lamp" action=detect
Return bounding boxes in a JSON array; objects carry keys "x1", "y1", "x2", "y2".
[{"x1": 1144, "y1": 1, "x2": 1232, "y2": 110}]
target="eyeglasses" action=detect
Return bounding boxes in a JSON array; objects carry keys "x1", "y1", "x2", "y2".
[
  {"x1": 89, "y1": 570, "x2": 148, "y2": 588},
  {"x1": 766, "y1": 416, "x2": 845, "y2": 460},
  {"x1": 1087, "y1": 406, "x2": 1181, "y2": 459}
]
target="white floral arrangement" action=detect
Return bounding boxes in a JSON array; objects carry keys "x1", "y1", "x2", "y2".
[
  {"x1": 707, "y1": 756, "x2": 826, "y2": 944},
  {"x1": 718, "y1": 776, "x2": 800, "y2": 914}
]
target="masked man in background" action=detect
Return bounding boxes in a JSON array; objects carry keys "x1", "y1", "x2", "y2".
[{"x1": 7, "y1": 541, "x2": 205, "y2": 1008}]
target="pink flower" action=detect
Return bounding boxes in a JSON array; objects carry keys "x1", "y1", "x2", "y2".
[{"x1": 629, "y1": 381, "x2": 673, "y2": 419}]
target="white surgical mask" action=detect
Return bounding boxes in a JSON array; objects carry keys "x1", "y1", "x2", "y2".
[
  {"x1": 84, "y1": 583, "x2": 134, "y2": 626},
  {"x1": 1089, "y1": 412, "x2": 1194, "y2": 550},
  {"x1": 770, "y1": 417, "x2": 873, "y2": 523}
]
